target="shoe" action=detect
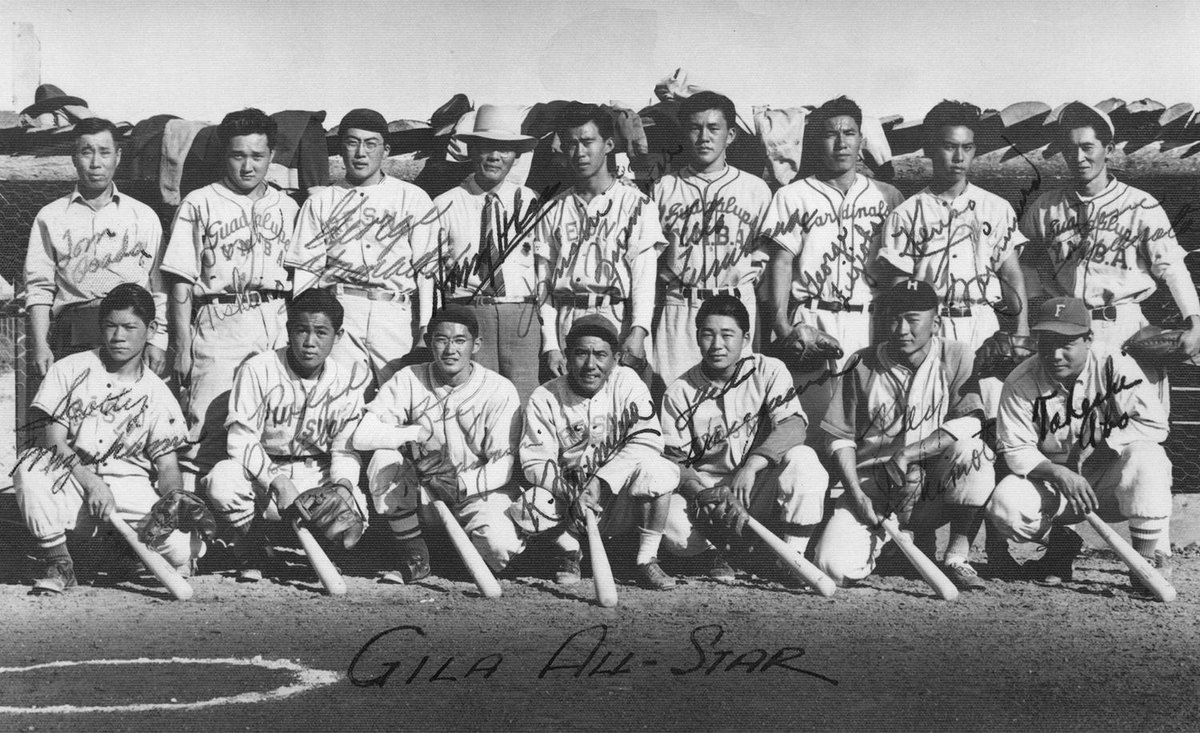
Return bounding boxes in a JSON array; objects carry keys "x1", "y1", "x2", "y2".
[
  {"x1": 637, "y1": 559, "x2": 677, "y2": 590},
  {"x1": 983, "y1": 550, "x2": 1023, "y2": 580},
  {"x1": 1130, "y1": 552, "x2": 1173, "y2": 596},
  {"x1": 237, "y1": 560, "x2": 263, "y2": 583},
  {"x1": 705, "y1": 550, "x2": 735, "y2": 583},
  {"x1": 385, "y1": 537, "x2": 430, "y2": 584},
  {"x1": 1024, "y1": 526, "x2": 1083, "y2": 586},
  {"x1": 554, "y1": 549, "x2": 583, "y2": 586},
  {"x1": 32, "y1": 557, "x2": 77, "y2": 595},
  {"x1": 943, "y1": 557, "x2": 987, "y2": 591}
]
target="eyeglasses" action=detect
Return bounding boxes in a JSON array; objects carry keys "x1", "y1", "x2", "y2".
[{"x1": 343, "y1": 138, "x2": 383, "y2": 153}]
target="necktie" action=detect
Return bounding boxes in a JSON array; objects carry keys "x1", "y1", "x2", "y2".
[{"x1": 478, "y1": 192, "x2": 505, "y2": 295}]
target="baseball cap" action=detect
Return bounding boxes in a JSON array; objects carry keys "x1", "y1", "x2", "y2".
[
  {"x1": 875, "y1": 279, "x2": 939, "y2": 317},
  {"x1": 1031, "y1": 297, "x2": 1091, "y2": 336},
  {"x1": 339, "y1": 108, "x2": 388, "y2": 138},
  {"x1": 565, "y1": 314, "x2": 620, "y2": 349},
  {"x1": 1058, "y1": 101, "x2": 1115, "y2": 143}
]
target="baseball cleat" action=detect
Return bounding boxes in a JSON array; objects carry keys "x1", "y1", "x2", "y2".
[
  {"x1": 392, "y1": 537, "x2": 431, "y2": 583},
  {"x1": 1130, "y1": 552, "x2": 1173, "y2": 596},
  {"x1": 236, "y1": 561, "x2": 264, "y2": 583},
  {"x1": 553, "y1": 549, "x2": 583, "y2": 586},
  {"x1": 705, "y1": 550, "x2": 736, "y2": 583},
  {"x1": 943, "y1": 557, "x2": 987, "y2": 591},
  {"x1": 983, "y1": 550, "x2": 1023, "y2": 580},
  {"x1": 637, "y1": 559, "x2": 677, "y2": 590},
  {"x1": 1025, "y1": 525, "x2": 1083, "y2": 586},
  {"x1": 32, "y1": 557, "x2": 77, "y2": 595}
]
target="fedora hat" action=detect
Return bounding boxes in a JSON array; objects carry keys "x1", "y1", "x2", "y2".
[
  {"x1": 21, "y1": 84, "x2": 88, "y2": 117},
  {"x1": 458, "y1": 105, "x2": 537, "y2": 153}
]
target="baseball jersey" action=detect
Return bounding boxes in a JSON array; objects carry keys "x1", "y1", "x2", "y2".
[
  {"x1": 521, "y1": 365, "x2": 664, "y2": 490},
  {"x1": 288, "y1": 175, "x2": 437, "y2": 293},
  {"x1": 822, "y1": 337, "x2": 983, "y2": 466},
  {"x1": 31, "y1": 349, "x2": 187, "y2": 480},
  {"x1": 225, "y1": 348, "x2": 366, "y2": 486},
  {"x1": 160, "y1": 182, "x2": 297, "y2": 294},
  {"x1": 881, "y1": 183, "x2": 1027, "y2": 306},
  {"x1": 535, "y1": 181, "x2": 666, "y2": 334},
  {"x1": 652, "y1": 165, "x2": 773, "y2": 289},
  {"x1": 662, "y1": 354, "x2": 806, "y2": 477},
  {"x1": 367, "y1": 362, "x2": 520, "y2": 497},
  {"x1": 761, "y1": 174, "x2": 904, "y2": 306},
  {"x1": 997, "y1": 346, "x2": 1168, "y2": 476},
  {"x1": 429, "y1": 176, "x2": 541, "y2": 299},
  {"x1": 1019, "y1": 178, "x2": 1200, "y2": 316}
]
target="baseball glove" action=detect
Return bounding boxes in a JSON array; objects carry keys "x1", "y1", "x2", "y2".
[
  {"x1": 618, "y1": 349, "x2": 649, "y2": 374},
  {"x1": 292, "y1": 483, "x2": 366, "y2": 550},
  {"x1": 1122, "y1": 326, "x2": 1188, "y2": 367},
  {"x1": 767, "y1": 324, "x2": 844, "y2": 372},
  {"x1": 691, "y1": 484, "x2": 750, "y2": 538},
  {"x1": 973, "y1": 332, "x2": 1037, "y2": 380},
  {"x1": 139, "y1": 490, "x2": 217, "y2": 545}
]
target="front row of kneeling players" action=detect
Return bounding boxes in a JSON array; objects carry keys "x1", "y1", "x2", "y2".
[{"x1": 15, "y1": 280, "x2": 1174, "y2": 597}]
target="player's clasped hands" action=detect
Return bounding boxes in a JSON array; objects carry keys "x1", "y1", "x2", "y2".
[{"x1": 81, "y1": 474, "x2": 117, "y2": 520}]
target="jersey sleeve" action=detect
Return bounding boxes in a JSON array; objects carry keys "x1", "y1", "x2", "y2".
[
  {"x1": 520, "y1": 387, "x2": 562, "y2": 489},
  {"x1": 821, "y1": 354, "x2": 863, "y2": 453},
  {"x1": 457, "y1": 378, "x2": 521, "y2": 498},
  {"x1": 593, "y1": 369, "x2": 665, "y2": 490},
  {"x1": 288, "y1": 194, "x2": 328, "y2": 275},
  {"x1": 1140, "y1": 199, "x2": 1200, "y2": 319},
  {"x1": 329, "y1": 388, "x2": 365, "y2": 486},
  {"x1": 660, "y1": 379, "x2": 695, "y2": 466},
  {"x1": 23, "y1": 209, "x2": 58, "y2": 309},
  {"x1": 145, "y1": 381, "x2": 189, "y2": 461},
  {"x1": 761, "y1": 187, "x2": 803, "y2": 256},
  {"x1": 364, "y1": 370, "x2": 412, "y2": 424},
  {"x1": 223, "y1": 359, "x2": 277, "y2": 485},
  {"x1": 29, "y1": 358, "x2": 78, "y2": 427},
  {"x1": 160, "y1": 196, "x2": 203, "y2": 283},
  {"x1": 996, "y1": 371, "x2": 1045, "y2": 476}
]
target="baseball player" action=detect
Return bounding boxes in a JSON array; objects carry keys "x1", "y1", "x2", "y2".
[
  {"x1": 161, "y1": 108, "x2": 298, "y2": 491},
  {"x1": 518, "y1": 315, "x2": 706, "y2": 590},
  {"x1": 535, "y1": 104, "x2": 666, "y2": 383},
  {"x1": 988, "y1": 297, "x2": 1173, "y2": 591},
  {"x1": 652, "y1": 92, "x2": 772, "y2": 393},
  {"x1": 662, "y1": 294, "x2": 829, "y2": 580},
  {"x1": 350, "y1": 304, "x2": 525, "y2": 582},
  {"x1": 24, "y1": 117, "x2": 169, "y2": 378},
  {"x1": 812, "y1": 280, "x2": 994, "y2": 590},
  {"x1": 202, "y1": 288, "x2": 368, "y2": 581},
  {"x1": 14, "y1": 284, "x2": 201, "y2": 593},
  {"x1": 289, "y1": 108, "x2": 438, "y2": 393},
  {"x1": 761, "y1": 96, "x2": 905, "y2": 430},
  {"x1": 879, "y1": 100, "x2": 1030, "y2": 412},
  {"x1": 1020, "y1": 101, "x2": 1200, "y2": 409},
  {"x1": 429, "y1": 105, "x2": 547, "y2": 403}
]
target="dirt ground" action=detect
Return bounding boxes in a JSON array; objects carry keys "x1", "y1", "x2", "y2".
[{"x1": 1, "y1": 525, "x2": 1198, "y2": 733}]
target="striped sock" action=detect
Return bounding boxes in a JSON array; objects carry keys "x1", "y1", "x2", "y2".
[{"x1": 388, "y1": 510, "x2": 421, "y2": 541}]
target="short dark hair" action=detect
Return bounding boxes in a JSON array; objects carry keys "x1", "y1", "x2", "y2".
[
  {"x1": 288, "y1": 288, "x2": 344, "y2": 331},
  {"x1": 696, "y1": 294, "x2": 750, "y2": 333},
  {"x1": 810, "y1": 96, "x2": 862, "y2": 129},
  {"x1": 555, "y1": 103, "x2": 614, "y2": 142},
  {"x1": 218, "y1": 108, "x2": 277, "y2": 149},
  {"x1": 679, "y1": 92, "x2": 737, "y2": 129},
  {"x1": 428, "y1": 304, "x2": 479, "y2": 339},
  {"x1": 74, "y1": 117, "x2": 120, "y2": 144},
  {"x1": 99, "y1": 283, "x2": 155, "y2": 325},
  {"x1": 924, "y1": 100, "x2": 981, "y2": 137}
]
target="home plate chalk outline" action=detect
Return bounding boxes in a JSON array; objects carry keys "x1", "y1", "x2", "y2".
[{"x1": 0, "y1": 656, "x2": 341, "y2": 714}]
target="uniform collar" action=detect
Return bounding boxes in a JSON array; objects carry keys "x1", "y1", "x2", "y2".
[
  {"x1": 919, "y1": 181, "x2": 976, "y2": 205},
  {"x1": 809, "y1": 172, "x2": 866, "y2": 198},
  {"x1": 70, "y1": 183, "x2": 121, "y2": 209},
  {"x1": 215, "y1": 179, "x2": 278, "y2": 204},
  {"x1": 683, "y1": 164, "x2": 734, "y2": 182},
  {"x1": 277, "y1": 348, "x2": 339, "y2": 388},
  {"x1": 1067, "y1": 175, "x2": 1120, "y2": 204}
]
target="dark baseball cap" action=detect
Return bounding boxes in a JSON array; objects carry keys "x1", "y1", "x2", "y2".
[
  {"x1": 565, "y1": 314, "x2": 620, "y2": 349},
  {"x1": 875, "y1": 279, "x2": 939, "y2": 317},
  {"x1": 339, "y1": 108, "x2": 388, "y2": 137},
  {"x1": 1032, "y1": 297, "x2": 1091, "y2": 336}
]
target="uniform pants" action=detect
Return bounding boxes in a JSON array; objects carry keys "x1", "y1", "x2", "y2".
[
  {"x1": 788, "y1": 305, "x2": 873, "y2": 437},
  {"x1": 940, "y1": 308, "x2": 1003, "y2": 416},
  {"x1": 14, "y1": 463, "x2": 198, "y2": 568},
  {"x1": 693, "y1": 445, "x2": 829, "y2": 526},
  {"x1": 203, "y1": 455, "x2": 370, "y2": 531},
  {"x1": 813, "y1": 436, "x2": 995, "y2": 585},
  {"x1": 457, "y1": 301, "x2": 542, "y2": 404},
  {"x1": 368, "y1": 449, "x2": 525, "y2": 572},
  {"x1": 1089, "y1": 303, "x2": 1168, "y2": 412},
  {"x1": 332, "y1": 294, "x2": 415, "y2": 391},
  {"x1": 986, "y1": 441, "x2": 1171, "y2": 552},
  {"x1": 652, "y1": 284, "x2": 756, "y2": 396}
]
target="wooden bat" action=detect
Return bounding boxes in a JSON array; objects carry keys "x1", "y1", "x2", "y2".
[
  {"x1": 881, "y1": 516, "x2": 959, "y2": 601},
  {"x1": 431, "y1": 500, "x2": 502, "y2": 599},
  {"x1": 291, "y1": 517, "x2": 347, "y2": 596},
  {"x1": 107, "y1": 514, "x2": 194, "y2": 601},
  {"x1": 1085, "y1": 513, "x2": 1176, "y2": 603},
  {"x1": 583, "y1": 508, "x2": 618, "y2": 608},
  {"x1": 744, "y1": 516, "x2": 836, "y2": 597}
]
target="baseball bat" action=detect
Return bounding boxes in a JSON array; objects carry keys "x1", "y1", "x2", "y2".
[
  {"x1": 291, "y1": 517, "x2": 347, "y2": 596},
  {"x1": 107, "y1": 514, "x2": 194, "y2": 601},
  {"x1": 1085, "y1": 513, "x2": 1177, "y2": 603},
  {"x1": 431, "y1": 500, "x2": 503, "y2": 599},
  {"x1": 584, "y1": 508, "x2": 618, "y2": 608},
  {"x1": 744, "y1": 516, "x2": 836, "y2": 597},
  {"x1": 880, "y1": 516, "x2": 960, "y2": 601}
]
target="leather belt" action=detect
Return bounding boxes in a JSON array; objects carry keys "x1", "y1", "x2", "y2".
[
  {"x1": 1090, "y1": 305, "x2": 1118, "y2": 322},
  {"x1": 333, "y1": 284, "x2": 413, "y2": 303},
  {"x1": 671, "y1": 286, "x2": 741, "y2": 302},
  {"x1": 196, "y1": 290, "x2": 287, "y2": 306},
  {"x1": 554, "y1": 293, "x2": 626, "y2": 308},
  {"x1": 941, "y1": 301, "x2": 990, "y2": 318},
  {"x1": 446, "y1": 295, "x2": 535, "y2": 306},
  {"x1": 796, "y1": 298, "x2": 868, "y2": 314}
]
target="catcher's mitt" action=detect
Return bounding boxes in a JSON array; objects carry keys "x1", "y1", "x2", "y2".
[
  {"x1": 767, "y1": 324, "x2": 844, "y2": 372},
  {"x1": 293, "y1": 483, "x2": 366, "y2": 550},
  {"x1": 973, "y1": 332, "x2": 1037, "y2": 380},
  {"x1": 139, "y1": 490, "x2": 217, "y2": 545},
  {"x1": 1122, "y1": 326, "x2": 1189, "y2": 368}
]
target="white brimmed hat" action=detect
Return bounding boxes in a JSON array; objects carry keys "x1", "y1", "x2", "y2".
[
  {"x1": 458, "y1": 104, "x2": 537, "y2": 153},
  {"x1": 1058, "y1": 101, "x2": 1116, "y2": 141}
]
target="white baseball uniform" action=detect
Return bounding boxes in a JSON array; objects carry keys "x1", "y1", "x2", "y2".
[
  {"x1": 289, "y1": 176, "x2": 438, "y2": 386},
  {"x1": 202, "y1": 348, "x2": 367, "y2": 529},
  {"x1": 363, "y1": 362, "x2": 525, "y2": 571},
  {"x1": 160, "y1": 182, "x2": 297, "y2": 481},
  {"x1": 662, "y1": 354, "x2": 828, "y2": 525},
  {"x1": 14, "y1": 350, "x2": 198, "y2": 569},
  {"x1": 651, "y1": 165, "x2": 772, "y2": 389}
]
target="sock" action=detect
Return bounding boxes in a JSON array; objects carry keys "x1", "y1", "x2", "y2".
[
  {"x1": 388, "y1": 510, "x2": 421, "y2": 542},
  {"x1": 553, "y1": 531, "x2": 581, "y2": 554},
  {"x1": 39, "y1": 540, "x2": 70, "y2": 562},
  {"x1": 944, "y1": 553, "x2": 968, "y2": 565},
  {"x1": 636, "y1": 528, "x2": 664, "y2": 566}
]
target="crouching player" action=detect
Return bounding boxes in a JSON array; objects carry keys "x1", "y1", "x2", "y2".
[
  {"x1": 350, "y1": 305, "x2": 526, "y2": 584},
  {"x1": 202, "y1": 288, "x2": 370, "y2": 581},
  {"x1": 516, "y1": 315, "x2": 706, "y2": 590},
  {"x1": 812, "y1": 280, "x2": 995, "y2": 590},
  {"x1": 988, "y1": 298, "x2": 1173, "y2": 593},
  {"x1": 15, "y1": 284, "x2": 208, "y2": 593},
  {"x1": 661, "y1": 294, "x2": 828, "y2": 581}
]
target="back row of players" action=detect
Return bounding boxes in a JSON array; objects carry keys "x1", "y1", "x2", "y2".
[{"x1": 16, "y1": 93, "x2": 1197, "y2": 595}]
